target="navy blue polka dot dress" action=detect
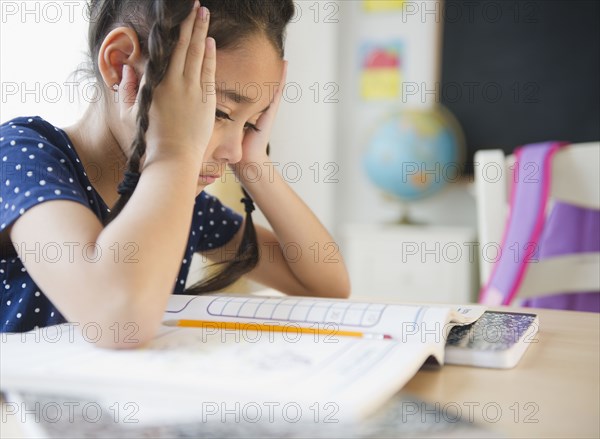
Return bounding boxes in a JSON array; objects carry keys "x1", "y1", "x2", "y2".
[{"x1": 0, "y1": 116, "x2": 243, "y2": 332}]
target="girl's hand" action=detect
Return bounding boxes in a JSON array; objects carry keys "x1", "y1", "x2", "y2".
[
  {"x1": 232, "y1": 61, "x2": 288, "y2": 171},
  {"x1": 119, "y1": 2, "x2": 216, "y2": 167},
  {"x1": 116, "y1": 63, "x2": 141, "y2": 152}
]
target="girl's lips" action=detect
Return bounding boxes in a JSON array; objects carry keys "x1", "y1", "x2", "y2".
[{"x1": 198, "y1": 175, "x2": 219, "y2": 184}]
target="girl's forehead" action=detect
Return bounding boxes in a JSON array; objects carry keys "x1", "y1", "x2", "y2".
[
  {"x1": 214, "y1": 40, "x2": 283, "y2": 109},
  {"x1": 215, "y1": 38, "x2": 283, "y2": 88}
]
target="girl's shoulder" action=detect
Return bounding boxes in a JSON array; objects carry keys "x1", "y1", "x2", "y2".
[
  {"x1": 2, "y1": 115, "x2": 61, "y2": 136},
  {"x1": 0, "y1": 116, "x2": 81, "y2": 169},
  {"x1": 1, "y1": 115, "x2": 72, "y2": 152},
  {"x1": 0, "y1": 116, "x2": 110, "y2": 233}
]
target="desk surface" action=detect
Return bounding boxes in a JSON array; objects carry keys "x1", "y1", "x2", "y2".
[
  {"x1": 404, "y1": 305, "x2": 600, "y2": 438},
  {"x1": 1, "y1": 302, "x2": 599, "y2": 438}
]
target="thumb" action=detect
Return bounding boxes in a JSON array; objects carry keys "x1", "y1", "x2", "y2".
[{"x1": 119, "y1": 64, "x2": 141, "y2": 106}]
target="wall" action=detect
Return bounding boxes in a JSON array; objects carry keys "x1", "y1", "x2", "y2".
[
  {"x1": 0, "y1": 0, "x2": 477, "y2": 258},
  {"x1": 335, "y1": 1, "x2": 476, "y2": 232},
  {"x1": 0, "y1": 0, "x2": 340, "y2": 232},
  {"x1": 1, "y1": 1, "x2": 91, "y2": 126},
  {"x1": 253, "y1": 0, "x2": 340, "y2": 232}
]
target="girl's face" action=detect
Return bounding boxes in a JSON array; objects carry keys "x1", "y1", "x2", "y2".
[
  {"x1": 101, "y1": 29, "x2": 283, "y2": 193},
  {"x1": 196, "y1": 36, "x2": 284, "y2": 192}
]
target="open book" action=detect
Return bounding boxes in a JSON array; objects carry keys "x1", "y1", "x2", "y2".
[{"x1": 0, "y1": 294, "x2": 485, "y2": 425}]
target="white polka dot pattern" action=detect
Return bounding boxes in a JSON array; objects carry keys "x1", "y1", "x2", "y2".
[{"x1": 0, "y1": 117, "x2": 243, "y2": 332}]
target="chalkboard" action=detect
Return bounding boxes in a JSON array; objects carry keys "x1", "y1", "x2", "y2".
[{"x1": 440, "y1": 0, "x2": 600, "y2": 173}]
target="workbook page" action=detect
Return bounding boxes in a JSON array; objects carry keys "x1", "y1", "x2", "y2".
[
  {"x1": 1, "y1": 294, "x2": 484, "y2": 424},
  {"x1": 165, "y1": 294, "x2": 482, "y2": 342},
  {"x1": 1, "y1": 322, "x2": 438, "y2": 423}
]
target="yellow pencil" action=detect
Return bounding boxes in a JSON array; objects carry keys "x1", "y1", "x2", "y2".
[{"x1": 164, "y1": 319, "x2": 393, "y2": 340}]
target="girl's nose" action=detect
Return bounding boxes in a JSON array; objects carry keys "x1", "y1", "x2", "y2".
[{"x1": 212, "y1": 130, "x2": 243, "y2": 164}]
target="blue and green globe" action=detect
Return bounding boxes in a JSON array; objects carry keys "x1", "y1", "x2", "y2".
[{"x1": 363, "y1": 106, "x2": 465, "y2": 201}]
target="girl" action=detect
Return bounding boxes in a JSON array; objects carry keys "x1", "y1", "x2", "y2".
[{"x1": 0, "y1": 0, "x2": 350, "y2": 346}]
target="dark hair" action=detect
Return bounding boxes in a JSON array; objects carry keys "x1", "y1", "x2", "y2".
[{"x1": 86, "y1": 0, "x2": 295, "y2": 293}]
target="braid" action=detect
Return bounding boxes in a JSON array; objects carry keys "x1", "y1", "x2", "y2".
[
  {"x1": 105, "y1": 1, "x2": 194, "y2": 224},
  {"x1": 187, "y1": 179, "x2": 263, "y2": 294},
  {"x1": 187, "y1": 144, "x2": 273, "y2": 293}
]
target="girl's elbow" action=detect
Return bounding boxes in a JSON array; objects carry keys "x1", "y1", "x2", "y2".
[
  {"x1": 332, "y1": 269, "x2": 352, "y2": 299},
  {"x1": 332, "y1": 281, "x2": 351, "y2": 299},
  {"x1": 84, "y1": 286, "x2": 164, "y2": 350},
  {"x1": 313, "y1": 276, "x2": 352, "y2": 299},
  {"x1": 88, "y1": 310, "x2": 161, "y2": 350},
  {"x1": 92, "y1": 325, "x2": 157, "y2": 350}
]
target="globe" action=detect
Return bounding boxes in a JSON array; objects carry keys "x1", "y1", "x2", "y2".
[{"x1": 363, "y1": 106, "x2": 465, "y2": 202}]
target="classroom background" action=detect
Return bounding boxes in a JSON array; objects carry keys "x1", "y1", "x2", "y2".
[{"x1": 1, "y1": 0, "x2": 598, "y2": 304}]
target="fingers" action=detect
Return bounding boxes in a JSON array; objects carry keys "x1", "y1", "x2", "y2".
[
  {"x1": 117, "y1": 64, "x2": 143, "y2": 124},
  {"x1": 117, "y1": 65, "x2": 145, "y2": 151},
  {"x1": 184, "y1": 5, "x2": 211, "y2": 82},
  {"x1": 120, "y1": 65, "x2": 139, "y2": 105},
  {"x1": 200, "y1": 37, "x2": 216, "y2": 86},
  {"x1": 167, "y1": 0, "x2": 201, "y2": 79},
  {"x1": 254, "y1": 61, "x2": 288, "y2": 132},
  {"x1": 270, "y1": 60, "x2": 288, "y2": 111}
]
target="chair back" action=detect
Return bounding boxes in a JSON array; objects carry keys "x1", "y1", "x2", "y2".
[{"x1": 475, "y1": 142, "x2": 600, "y2": 311}]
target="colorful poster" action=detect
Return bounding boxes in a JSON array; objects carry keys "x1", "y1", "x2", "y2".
[
  {"x1": 359, "y1": 41, "x2": 403, "y2": 100},
  {"x1": 363, "y1": 0, "x2": 404, "y2": 12}
]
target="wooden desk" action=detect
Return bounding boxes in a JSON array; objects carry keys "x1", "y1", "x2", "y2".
[
  {"x1": 404, "y1": 306, "x2": 600, "y2": 438},
  {"x1": 1, "y1": 303, "x2": 598, "y2": 438}
]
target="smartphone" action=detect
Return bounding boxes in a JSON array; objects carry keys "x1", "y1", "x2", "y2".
[{"x1": 444, "y1": 311, "x2": 539, "y2": 369}]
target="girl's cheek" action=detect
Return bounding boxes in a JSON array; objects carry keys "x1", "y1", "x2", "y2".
[
  {"x1": 203, "y1": 132, "x2": 223, "y2": 162},
  {"x1": 201, "y1": 145, "x2": 215, "y2": 164}
]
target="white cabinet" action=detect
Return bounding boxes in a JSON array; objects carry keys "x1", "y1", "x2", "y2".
[{"x1": 340, "y1": 224, "x2": 479, "y2": 304}]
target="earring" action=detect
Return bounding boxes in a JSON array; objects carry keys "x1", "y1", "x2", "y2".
[{"x1": 112, "y1": 83, "x2": 119, "y2": 93}]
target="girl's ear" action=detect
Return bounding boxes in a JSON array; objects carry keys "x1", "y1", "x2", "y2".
[{"x1": 97, "y1": 27, "x2": 144, "y2": 93}]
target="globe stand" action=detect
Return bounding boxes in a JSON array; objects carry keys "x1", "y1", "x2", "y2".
[
  {"x1": 397, "y1": 206, "x2": 414, "y2": 225},
  {"x1": 382, "y1": 193, "x2": 425, "y2": 226}
]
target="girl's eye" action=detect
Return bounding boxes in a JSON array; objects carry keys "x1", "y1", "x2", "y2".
[
  {"x1": 215, "y1": 109, "x2": 261, "y2": 133},
  {"x1": 215, "y1": 109, "x2": 231, "y2": 122},
  {"x1": 244, "y1": 122, "x2": 260, "y2": 133}
]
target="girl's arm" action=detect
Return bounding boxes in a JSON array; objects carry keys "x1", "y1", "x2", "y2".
[
  {"x1": 246, "y1": 166, "x2": 351, "y2": 299},
  {"x1": 8, "y1": 4, "x2": 214, "y2": 348},
  {"x1": 10, "y1": 158, "x2": 199, "y2": 347},
  {"x1": 203, "y1": 168, "x2": 351, "y2": 298}
]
